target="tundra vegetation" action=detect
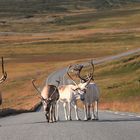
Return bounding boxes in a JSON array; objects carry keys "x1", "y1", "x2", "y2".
[
  {"x1": 77, "y1": 53, "x2": 140, "y2": 113},
  {"x1": 0, "y1": 0, "x2": 140, "y2": 114}
]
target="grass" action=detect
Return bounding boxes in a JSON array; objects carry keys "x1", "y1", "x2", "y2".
[
  {"x1": 0, "y1": 0, "x2": 140, "y2": 114},
  {"x1": 74, "y1": 53, "x2": 140, "y2": 113},
  {"x1": 95, "y1": 53, "x2": 140, "y2": 112},
  {"x1": 0, "y1": 60, "x2": 70, "y2": 111},
  {"x1": 0, "y1": 1, "x2": 140, "y2": 33}
]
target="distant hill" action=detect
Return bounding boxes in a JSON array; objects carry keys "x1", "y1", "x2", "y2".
[
  {"x1": 94, "y1": 0, "x2": 140, "y2": 9},
  {"x1": 0, "y1": 0, "x2": 140, "y2": 15}
]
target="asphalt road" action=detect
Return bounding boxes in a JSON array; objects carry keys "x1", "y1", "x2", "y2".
[
  {"x1": 0, "y1": 105, "x2": 140, "y2": 140},
  {"x1": 0, "y1": 48, "x2": 140, "y2": 140}
]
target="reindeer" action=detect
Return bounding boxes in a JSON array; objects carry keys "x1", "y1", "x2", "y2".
[
  {"x1": 0, "y1": 57, "x2": 7, "y2": 105},
  {"x1": 74, "y1": 61, "x2": 100, "y2": 120},
  {"x1": 56, "y1": 65, "x2": 92, "y2": 121},
  {"x1": 32, "y1": 79, "x2": 59, "y2": 123}
]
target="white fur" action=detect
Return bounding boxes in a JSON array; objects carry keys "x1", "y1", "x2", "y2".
[
  {"x1": 57, "y1": 84, "x2": 86, "y2": 121},
  {"x1": 83, "y1": 82, "x2": 100, "y2": 120}
]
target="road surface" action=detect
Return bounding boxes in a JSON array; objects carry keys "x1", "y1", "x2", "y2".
[
  {"x1": 0, "y1": 105, "x2": 140, "y2": 140},
  {"x1": 0, "y1": 48, "x2": 140, "y2": 140}
]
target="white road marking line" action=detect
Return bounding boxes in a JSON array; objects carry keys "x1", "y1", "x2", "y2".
[
  {"x1": 114, "y1": 112, "x2": 119, "y2": 114},
  {"x1": 128, "y1": 114, "x2": 135, "y2": 117},
  {"x1": 120, "y1": 113, "x2": 125, "y2": 116},
  {"x1": 105, "y1": 110, "x2": 113, "y2": 113},
  {"x1": 104, "y1": 110, "x2": 140, "y2": 118},
  {"x1": 113, "y1": 112, "x2": 136, "y2": 117}
]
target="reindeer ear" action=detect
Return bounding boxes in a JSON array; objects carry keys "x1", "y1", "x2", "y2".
[
  {"x1": 71, "y1": 87, "x2": 77, "y2": 91},
  {"x1": 48, "y1": 98, "x2": 52, "y2": 101},
  {"x1": 41, "y1": 96, "x2": 46, "y2": 101},
  {"x1": 71, "y1": 88, "x2": 76, "y2": 91},
  {"x1": 71, "y1": 86, "x2": 80, "y2": 91}
]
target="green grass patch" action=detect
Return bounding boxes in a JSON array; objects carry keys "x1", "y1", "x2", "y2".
[
  {"x1": 96, "y1": 54, "x2": 140, "y2": 77},
  {"x1": 96, "y1": 53, "x2": 140, "y2": 106}
]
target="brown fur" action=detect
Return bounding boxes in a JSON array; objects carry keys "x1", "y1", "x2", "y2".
[
  {"x1": 42, "y1": 85, "x2": 59, "y2": 123},
  {"x1": 32, "y1": 79, "x2": 59, "y2": 123}
]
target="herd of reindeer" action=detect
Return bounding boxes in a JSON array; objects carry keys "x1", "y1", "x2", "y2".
[{"x1": 0, "y1": 57, "x2": 100, "y2": 123}]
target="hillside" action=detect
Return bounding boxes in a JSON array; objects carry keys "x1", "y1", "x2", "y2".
[
  {"x1": 0, "y1": 0, "x2": 140, "y2": 115},
  {"x1": 0, "y1": 0, "x2": 140, "y2": 14},
  {"x1": 94, "y1": 0, "x2": 140, "y2": 9},
  {"x1": 96, "y1": 53, "x2": 140, "y2": 112}
]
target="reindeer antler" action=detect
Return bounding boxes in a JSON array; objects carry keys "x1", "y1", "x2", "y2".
[
  {"x1": 89, "y1": 60, "x2": 94, "y2": 81},
  {"x1": 67, "y1": 65, "x2": 78, "y2": 86},
  {"x1": 74, "y1": 60, "x2": 95, "y2": 83},
  {"x1": 32, "y1": 79, "x2": 45, "y2": 101},
  {"x1": 0, "y1": 57, "x2": 7, "y2": 84},
  {"x1": 73, "y1": 64, "x2": 87, "y2": 82}
]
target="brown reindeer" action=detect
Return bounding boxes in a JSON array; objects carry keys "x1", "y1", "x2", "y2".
[
  {"x1": 0, "y1": 57, "x2": 7, "y2": 105},
  {"x1": 32, "y1": 79, "x2": 59, "y2": 123}
]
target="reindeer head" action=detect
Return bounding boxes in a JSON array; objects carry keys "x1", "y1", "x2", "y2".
[
  {"x1": 74, "y1": 60, "x2": 94, "y2": 83},
  {"x1": 67, "y1": 65, "x2": 93, "y2": 101}
]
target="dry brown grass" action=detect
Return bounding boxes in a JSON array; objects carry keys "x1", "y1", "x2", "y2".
[
  {"x1": 0, "y1": 61, "x2": 57, "y2": 110},
  {"x1": 0, "y1": 27, "x2": 140, "y2": 44},
  {"x1": 1, "y1": 52, "x2": 140, "y2": 114},
  {"x1": 99, "y1": 100, "x2": 140, "y2": 113},
  {"x1": 0, "y1": 58, "x2": 82, "y2": 112},
  {"x1": 95, "y1": 53, "x2": 140, "y2": 113},
  {"x1": 0, "y1": 0, "x2": 140, "y2": 115},
  {"x1": 77, "y1": 96, "x2": 140, "y2": 113}
]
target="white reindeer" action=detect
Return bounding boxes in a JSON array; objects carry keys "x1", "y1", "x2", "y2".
[
  {"x1": 56, "y1": 66, "x2": 92, "y2": 121},
  {"x1": 82, "y1": 82, "x2": 99, "y2": 120},
  {"x1": 0, "y1": 57, "x2": 7, "y2": 105},
  {"x1": 32, "y1": 79, "x2": 59, "y2": 123},
  {"x1": 74, "y1": 61, "x2": 100, "y2": 120}
]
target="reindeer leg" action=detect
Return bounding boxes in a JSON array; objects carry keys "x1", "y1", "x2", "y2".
[
  {"x1": 56, "y1": 101, "x2": 59, "y2": 121},
  {"x1": 84, "y1": 103, "x2": 88, "y2": 121},
  {"x1": 87, "y1": 104, "x2": 91, "y2": 120},
  {"x1": 63, "y1": 102, "x2": 68, "y2": 120},
  {"x1": 94, "y1": 100, "x2": 99, "y2": 120},
  {"x1": 68, "y1": 102, "x2": 72, "y2": 121},
  {"x1": 74, "y1": 101, "x2": 80, "y2": 120},
  {"x1": 49, "y1": 105, "x2": 53, "y2": 123},
  {"x1": 53, "y1": 103, "x2": 57, "y2": 122},
  {"x1": 91, "y1": 103, "x2": 95, "y2": 120}
]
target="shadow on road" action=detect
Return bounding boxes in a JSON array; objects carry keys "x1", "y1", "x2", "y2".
[
  {"x1": 1, "y1": 117, "x2": 140, "y2": 128},
  {"x1": 97, "y1": 117, "x2": 140, "y2": 123},
  {"x1": 24, "y1": 117, "x2": 140, "y2": 125}
]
